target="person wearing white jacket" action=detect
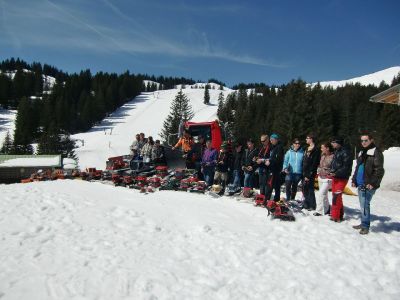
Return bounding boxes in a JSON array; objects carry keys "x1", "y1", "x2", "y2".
[{"x1": 315, "y1": 142, "x2": 334, "y2": 216}]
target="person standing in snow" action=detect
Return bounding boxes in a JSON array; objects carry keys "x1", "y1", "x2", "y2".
[
  {"x1": 302, "y1": 134, "x2": 320, "y2": 210},
  {"x1": 152, "y1": 139, "x2": 166, "y2": 165},
  {"x1": 314, "y1": 142, "x2": 334, "y2": 216},
  {"x1": 214, "y1": 142, "x2": 231, "y2": 191},
  {"x1": 264, "y1": 133, "x2": 285, "y2": 201},
  {"x1": 201, "y1": 140, "x2": 218, "y2": 186},
  {"x1": 231, "y1": 141, "x2": 244, "y2": 188},
  {"x1": 256, "y1": 134, "x2": 271, "y2": 196},
  {"x1": 329, "y1": 137, "x2": 353, "y2": 222},
  {"x1": 172, "y1": 129, "x2": 194, "y2": 169},
  {"x1": 351, "y1": 133, "x2": 385, "y2": 234},
  {"x1": 130, "y1": 133, "x2": 141, "y2": 157},
  {"x1": 241, "y1": 139, "x2": 258, "y2": 189},
  {"x1": 282, "y1": 138, "x2": 304, "y2": 201},
  {"x1": 188, "y1": 135, "x2": 206, "y2": 179},
  {"x1": 141, "y1": 136, "x2": 154, "y2": 164}
]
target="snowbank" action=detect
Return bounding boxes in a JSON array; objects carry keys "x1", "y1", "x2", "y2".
[{"x1": 0, "y1": 156, "x2": 61, "y2": 167}]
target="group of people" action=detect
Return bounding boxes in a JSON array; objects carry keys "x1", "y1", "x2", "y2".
[
  {"x1": 171, "y1": 130, "x2": 385, "y2": 235},
  {"x1": 129, "y1": 132, "x2": 166, "y2": 165}
]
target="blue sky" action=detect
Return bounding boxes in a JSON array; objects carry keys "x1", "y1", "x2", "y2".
[{"x1": 1, "y1": 0, "x2": 399, "y2": 86}]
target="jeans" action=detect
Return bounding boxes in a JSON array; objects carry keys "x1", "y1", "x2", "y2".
[
  {"x1": 358, "y1": 187, "x2": 376, "y2": 229},
  {"x1": 244, "y1": 172, "x2": 254, "y2": 188},
  {"x1": 259, "y1": 173, "x2": 267, "y2": 195},
  {"x1": 285, "y1": 173, "x2": 302, "y2": 200},
  {"x1": 232, "y1": 170, "x2": 241, "y2": 188},
  {"x1": 203, "y1": 166, "x2": 215, "y2": 186}
]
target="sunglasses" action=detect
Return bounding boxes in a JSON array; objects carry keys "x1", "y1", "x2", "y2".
[
  {"x1": 361, "y1": 139, "x2": 369, "y2": 143},
  {"x1": 260, "y1": 140, "x2": 267, "y2": 142},
  {"x1": 293, "y1": 142, "x2": 300, "y2": 144}
]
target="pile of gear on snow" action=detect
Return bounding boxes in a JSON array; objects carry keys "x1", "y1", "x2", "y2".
[{"x1": 21, "y1": 155, "x2": 297, "y2": 221}]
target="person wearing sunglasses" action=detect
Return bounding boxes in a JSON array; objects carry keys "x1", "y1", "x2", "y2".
[
  {"x1": 302, "y1": 134, "x2": 320, "y2": 210},
  {"x1": 282, "y1": 138, "x2": 304, "y2": 201},
  {"x1": 256, "y1": 134, "x2": 271, "y2": 196},
  {"x1": 351, "y1": 133, "x2": 385, "y2": 234}
]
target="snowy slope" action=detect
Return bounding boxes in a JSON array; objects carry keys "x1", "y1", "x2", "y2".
[
  {"x1": 73, "y1": 86, "x2": 232, "y2": 169},
  {"x1": 312, "y1": 66, "x2": 400, "y2": 88},
  {"x1": 0, "y1": 148, "x2": 399, "y2": 299}
]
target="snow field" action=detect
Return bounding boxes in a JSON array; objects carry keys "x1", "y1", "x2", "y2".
[{"x1": 1, "y1": 177, "x2": 399, "y2": 299}]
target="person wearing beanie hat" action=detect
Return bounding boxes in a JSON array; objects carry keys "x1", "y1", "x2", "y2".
[
  {"x1": 270, "y1": 133, "x2": 279, "y2": 140},
  {"x1": 264, "y1": 133, "x2": 285, "y2": 201},
  {"x1": 329, "y1": 136, "x2": 353, "y2": 222}
]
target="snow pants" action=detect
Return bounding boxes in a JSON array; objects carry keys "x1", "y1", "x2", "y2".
[
  {"x1": 331, "y1": 178, "x2": 348, "y2": 221},
  {"x1": 316, "y1": 177, "x2": 331, "y2": 215}
]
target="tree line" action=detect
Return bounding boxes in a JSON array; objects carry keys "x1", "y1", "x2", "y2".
[
  {"x1": 0, "y1": 58, "x2": 197, "y2": 157},
  {"x1": 218, "y1": 76, "x2": 400, "y2": 152}
]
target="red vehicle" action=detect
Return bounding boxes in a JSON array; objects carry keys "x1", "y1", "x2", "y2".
[{"x1": 166, "y1": 120, "x2": 225, "y2": 168}]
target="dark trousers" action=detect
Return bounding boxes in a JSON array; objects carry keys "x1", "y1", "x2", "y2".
[
  {"x1": 259, "y1": 173, "x2": 267, "y2": 195},
  {"x1": 265, "y1": 172, "x2": 281, "y2": 201},
  {"x1": 285, "y1": 173, "x2": 302, "y2": 200},
  {"x1": 302, "y1": 179, "x2": 316, "y2": 210}
]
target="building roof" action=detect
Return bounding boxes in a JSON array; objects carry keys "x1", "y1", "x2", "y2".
[
  {"x1": 0, "y1": 155, "x2": 62, "y2": 168},
  {"x1": 369, "y1": 83, "x2": 400, "y2": 105}
]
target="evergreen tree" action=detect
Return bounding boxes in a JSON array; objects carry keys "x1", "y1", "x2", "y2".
[
  {"x1": 217, "y1": 92, "x2": 225, "y2": 120},
  {"x1": 160, "y1": 89, "x2": 194, "y2": 144},
  {"x1": 204, "y1": 84, "x2": 210, "y2": 104},
  {"x1": 13, "y1": 97, "x2": 34, "y2": 154},
  {"x1": 0, "y1": 131, "x2": 13, "y2": 154}
]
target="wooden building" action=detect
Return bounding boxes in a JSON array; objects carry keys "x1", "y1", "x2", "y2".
[
  {"x1": 369, "y1": 84, "x2": 400, "y2": 105},
  {"x1": 0, "y1": 155, "x2": 62, "y2": 183}
]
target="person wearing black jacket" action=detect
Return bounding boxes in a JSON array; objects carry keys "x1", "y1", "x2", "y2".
[
  {"x1": 329, "y1": 137, "x2": 353, "y2": 222},
  {"x1": 241, "y1": 139, "x2": 258, "y2": 188},
  {"x1": 188, "y1": 135, "x2": 206, "y2": 179},
  {"x1": 214, "y1": 143, "x2": 231, "y2": 191},
  {"x1": 256, "y1": 134, "x2": 271, "y2": 195},
  {"x1": 231, "y1": 142, "x2": 244, "y2": 188},
  {"x1": 264, "y1": 133, "x2": 284, "y2": 201},
  {"x1": 302, "y1": 134, "x2": 321, "y2": 210},
  {"x1": 351, "y1": 133, "x2": 385, "y2": 234}
]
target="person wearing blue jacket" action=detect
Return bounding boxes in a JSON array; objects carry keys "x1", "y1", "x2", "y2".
[{"x1": 282, "y1": 138, "x2": 304, "y2": 200}]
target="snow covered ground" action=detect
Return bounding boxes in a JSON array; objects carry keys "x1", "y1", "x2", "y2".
[
  {"x1": 72, "y1": 86, "x2": 232, "y2": 169},
  {"x1": 0, "y1": 148, "x2": 399, "y2": 300}
]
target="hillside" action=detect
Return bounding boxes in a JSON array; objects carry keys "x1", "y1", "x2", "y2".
[{"x1": 72, "y1": 86, "x2": 232, "y2": 169}]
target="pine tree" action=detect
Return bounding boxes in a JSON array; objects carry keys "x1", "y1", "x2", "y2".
[
  {"x1": 13, "y1": 97, "x2": 34, "y2": 154},
  {"x1": 160, "y1": 89, "x2": 194, "y2": 144},
  {"x1": 0, "y1": 131, "x2": 13, "y2": 154},
  {"x1": 217, "y1": 92, "x2": 225, "y2": 121},
  {"x1": 204, "y1": 84, "x2": 210, "y2": 104}
]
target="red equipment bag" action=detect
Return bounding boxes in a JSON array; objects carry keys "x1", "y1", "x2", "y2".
[
  {"x1": 254, "y1": 194, "x2": 265, "y2": 206},
  {"x1": 242, "y1": 187, "x2": 253, "y2": 198}
]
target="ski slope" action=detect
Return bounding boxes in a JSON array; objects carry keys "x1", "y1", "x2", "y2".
[
  {"x1": 72, "y1": 85, "x2": 232, "y2": 169},
  {"x1": 0, "y1": 148, "x2": 399, "y2": 299}
]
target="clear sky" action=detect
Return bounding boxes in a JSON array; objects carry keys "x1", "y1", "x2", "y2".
[{"x1": 1, "y1": 0, "x2": 399, "y2": 86}]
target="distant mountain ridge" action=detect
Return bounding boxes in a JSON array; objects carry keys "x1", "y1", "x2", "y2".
[{"x1": 312, "y1": 66, "x2": 400, "y2": 88}]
